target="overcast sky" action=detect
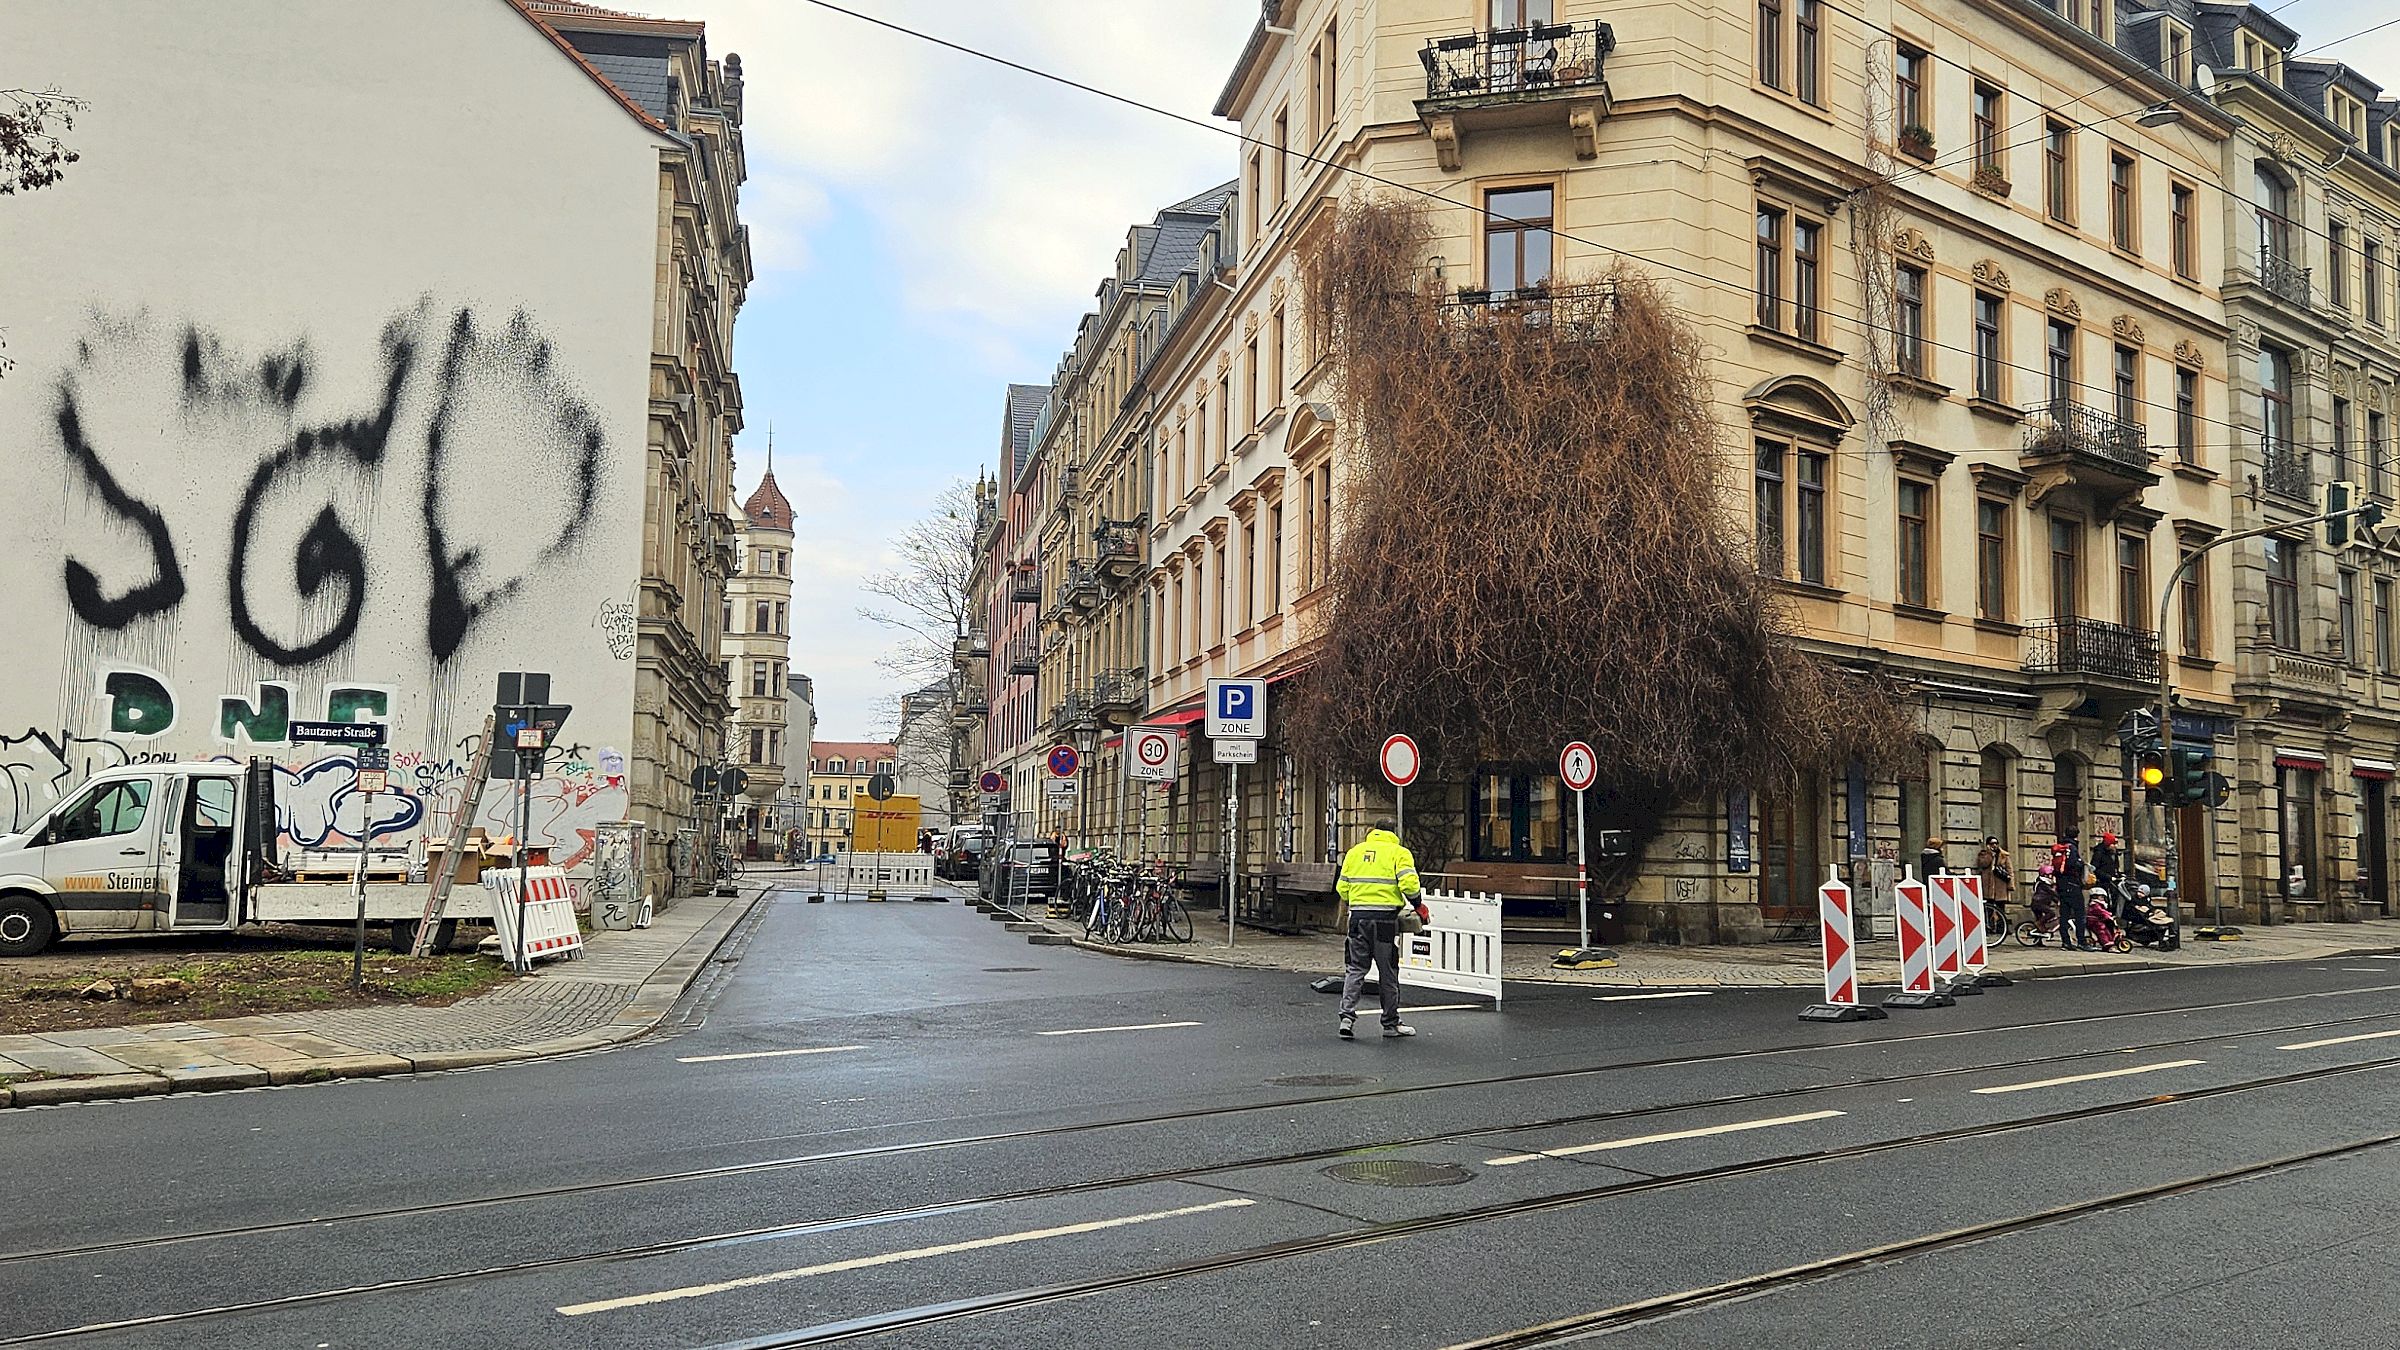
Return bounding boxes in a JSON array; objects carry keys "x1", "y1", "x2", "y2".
[{"x1": 700, "y1": 0, "x2": 2400, "y2": 739}]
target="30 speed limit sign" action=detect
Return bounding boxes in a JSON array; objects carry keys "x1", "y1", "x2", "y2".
[
  {"x1": 1560, "y1": 741, "x2": 1598, "y2": 792},
  {"x1": 1126, "y1": 726, "x2": 1180, "y2": 783}
]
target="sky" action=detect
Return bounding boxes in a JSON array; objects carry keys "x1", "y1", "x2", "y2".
[{"x1": 690, "y1": 0, "x2": 2400, "y2": 739}]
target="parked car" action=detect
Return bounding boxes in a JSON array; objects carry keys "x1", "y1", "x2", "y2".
[
  {"x1": 940, "y1": 828, "x2": 993, "y2": 881},
  {"x1": 979, "y1": 837, "x2": 1058, "y2": 905}
]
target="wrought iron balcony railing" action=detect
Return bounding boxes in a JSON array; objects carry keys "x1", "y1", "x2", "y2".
[
  {"x1": 1005, "y1": 642, "x2": 1038, "y2": 676},
  {"x1": 1420, "y1": 20, "x2": 1614, "y2": 102},
  {"x1": 2022, "y1": 617, "x2": 2160, "y2": 683},
  {"x1": 2023, "y1": 399, "x2": 2149, "y2": 470},
  {"x1": 1095, "y1": 520, "x2": 1144, "y2": 577},
  {"x1": 2259, "y1": 254, "x2": 2313, "y2": 309},
  {"x1": 1439, "y1": 280, "x2": 1618, "y2": 338},
  {"x1": 1062, "y1": 561, "x2": 1101, "y2": 608},
  {"x1": 1009, "y1": 571, "x2": 1041, "y2": 605},
  {"x1": 1090, "y1": 670, "x2": 1145, "y2": 714},
  {"x1": 2262, "y1": 438, "x2": 2312, "y2": 498}
]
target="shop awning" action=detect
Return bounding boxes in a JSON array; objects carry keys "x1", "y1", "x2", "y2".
[
  {"x1": 2355, "y1": 759, "x2": 2396, "y2": 781},
  {"x1": 2274, "y1": 748, "x2": 2330, "y2": 770}
]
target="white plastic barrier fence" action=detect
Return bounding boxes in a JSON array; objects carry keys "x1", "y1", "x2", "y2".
[
  {"x1": 832, "y1": 852, "x2": 937, "y2": 897},
  {"x1": 1400, "y1": 889, "x2": 1504, "y2": 1006},
  {"x1": 483, "y1": 866, "x2": 585, "y2": 969}
]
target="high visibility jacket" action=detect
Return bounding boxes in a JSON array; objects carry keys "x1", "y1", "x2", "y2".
[{"x1": 1337, "y1": 830, "x2": 1422, "y2": 910}]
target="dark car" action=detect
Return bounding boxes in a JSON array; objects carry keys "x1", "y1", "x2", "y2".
[{"x1": 941, "y1": 829, "x2": 993, "y2": 880}]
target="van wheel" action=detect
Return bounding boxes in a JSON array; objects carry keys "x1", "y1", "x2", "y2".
[
  {"x1": 388, "y1": 919, "x2": 460, "y2": 954},
  {"x1": 0, "y1": 895, "x2": 58, "y2": 957}
]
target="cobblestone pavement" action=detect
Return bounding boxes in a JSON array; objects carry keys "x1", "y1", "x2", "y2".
[
  {"x1": 0, "y1": 884, "x2": 773, "y2": 1104},
  {"x1": 1026, "y1": 908, "x2": 2400, "y2": 988}
]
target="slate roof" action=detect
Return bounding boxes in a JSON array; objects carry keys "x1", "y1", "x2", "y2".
[
  {"x1": 582, "y1": 50, "x2": 673, "y2": 122},
  {"x1": 1003, "y1": 383, "x2": 1049, "y2": 478},
  {"x1": 1136, "y1": 182, "x2": 1237, "y2": 286}
]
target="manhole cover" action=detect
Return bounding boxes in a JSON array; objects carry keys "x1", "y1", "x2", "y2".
[
  {"x1": 1267, "y1": 1073, "x2": 1379, "y2": 1087},
  {"x1": 1322, "y1": 1159, "x2": 1473, "y2": 1188},
  {"x1": 983, "y1": 967, "x2": 1038, "y2": 973}
]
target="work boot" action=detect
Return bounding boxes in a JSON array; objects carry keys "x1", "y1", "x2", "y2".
[
  {"x1": 1338, "y1": 1015, "x2": 1355, "y2": 1040},
  {"x1": 1383, "y1": 1023, "x2": 1416, "y2": 1038}
]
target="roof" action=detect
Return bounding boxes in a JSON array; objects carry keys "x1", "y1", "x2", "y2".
[
  {"x1": 743, "y1": 470, "x2": 794, "y2": 530},
  {"x1": 1003, "y1": 383, "x2": 1049, "y2": 478},
  {"x1": 812, "y1": 741, "x2": 897, "y2": 767},
  {"x1": 504, "y1": 0, "x2": 680, "y2": 137},
  {"x1": 1137, "y1": 182, "x2": 1237, "y2": 286},
  {"x1": 518, "y1": 0, "x2": 704, "y2": 38}
]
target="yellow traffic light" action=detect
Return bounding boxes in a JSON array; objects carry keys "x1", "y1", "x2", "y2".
[{"x1": 2139, "y1": 760, "x2": 2166, "y2": 788}]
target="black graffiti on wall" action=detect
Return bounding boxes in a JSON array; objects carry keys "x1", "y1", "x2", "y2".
[{"x1": 53, "y1": 305, "x2": 608, "y2": 669}]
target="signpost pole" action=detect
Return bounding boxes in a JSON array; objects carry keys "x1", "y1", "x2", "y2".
[
  {"x1": 1227, "y1": 761, "x2": 1240, "y2": 948},
  {"x1": 1575, "y1": 786, "x2": 1589, "y2": 951},
  {"x1": 1396, "y1": 784, "x2": 1405, "y2": 842},
  {"x1": 352, "y1": 779, "x2": 373, "y2": 991}
]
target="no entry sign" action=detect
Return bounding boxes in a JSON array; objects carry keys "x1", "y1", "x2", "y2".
[{"x1": 1379, "y1": 734, "x2": 1420, "y2": 788}]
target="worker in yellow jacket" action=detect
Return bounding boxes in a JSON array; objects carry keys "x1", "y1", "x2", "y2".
[{"x1": 1336, "y1": 819, "x2": 1428, "y2": 1039}]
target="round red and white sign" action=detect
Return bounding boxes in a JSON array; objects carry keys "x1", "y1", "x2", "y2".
[
  {"x1": 1560, "y1": 741, "x2": 1598, "y2": 792},
  {"x1": 1379, "y1": 733, "x2": 1420, "y2": 788},
  {"x1": 1134, "y1": 730, "x2": 1173, "y2": 769}
]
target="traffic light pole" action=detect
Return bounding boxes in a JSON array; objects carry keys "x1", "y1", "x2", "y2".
[{"x1": 2156, "y1": 503, "x2": 2376, "y2": 934}]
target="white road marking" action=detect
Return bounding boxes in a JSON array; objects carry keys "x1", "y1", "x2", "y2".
[
  {"x1": 1592, "y1": 990, "x2": 1717, "y2": 1002},
  {"x1": 2341, "y1": 968, "x2": 2383, "y2": 973},
  {"x1": 2279, "y1": 1027, "x2": 2400, "y2": 1051},
  {"x1": 554, "y1": 1197, "x2": 1257, "y2": 1316},
  {"x1": 677, "y1": 1046, "x2": 865, "y2": 1064},
  {"x1": 1484, "y1": 1109, "x2": 1845, "y2": 1167},
  {"x1": 1401, "y1": 1003, "x2": 1483, "y2": 1013},
  {"x1": 1970, "y1": 1059, "x2": 2204, "y2": 1095},
  {"x1": 2359, "y1": 954, "x2": 2400, "y2": 960},
  {"x1": 1034, "y1": 1020, "x2": 1204, "y2": 1037}
]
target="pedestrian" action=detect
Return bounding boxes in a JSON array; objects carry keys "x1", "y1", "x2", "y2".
[
  {"x1": 1975, "y1": 834, "x2": 2014, "y2": 930},
  {"x1": 2030, "y1": 862, "x2": 2061, "y2": 940},
  {"x1": 2059, "y1": 835, "x2": 2093, "y2": 949},
  {"x1": 2092, "y1": 830, "x2": 2123, "y2": 916},
  {"x1": 1920, "y1": 835, "x2": 1946, "y2": 881},
  {"x1": 1335, "y1": 818, "x2": 1428, "y2": 1040}
]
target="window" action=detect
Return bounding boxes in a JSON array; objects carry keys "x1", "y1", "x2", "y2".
[
  {"x1": 829, "y1": 759, "x2": 845, "y2": 774},
  {"x1": 2265, "y1": 536, "x2": 2301, "y2": 649},
  {"x1": 1899, "y1": 751, "x2": 1933, "y2": 859},
  {"x1": 2163, "y1": 22, "x2": 2193, "y2": 84},
  {"x1": 2369, "y1": 240, "x2": 2385, "y2": 326},
  {"x1": 778, "y1": 551, "x2": 789, "y2": 576},
  {"x1": 2374, "y1": 410, "x2": 2391, "y2": 498},
  {"x1": 773, "y1": 601, "x2": 786, "y2": 635},
  {"x1": 2108, "y1": 151, "x2": 2136, "y2": 251},
  {"x1": 1321, "y1": 18, "x2": 1338, "y2": 135},
  {"x1": 2280, "y1": 765, "x2": 2320, "y2": 898},
  {"x1": 2341, "y1": 567, "x2": 2362, "y2": 662},
  {"x1": 1267, "y1": 504, "x2": 1284, "y2": 614},
  {"x1": 2260, "y1": 344, "x2": 2294, "y2": 459},
  {"x1": 1309, "y1": 35, "x2": 1327, "y2": 143},
  {"x1": 1896, "y1": 263, "x2": 1927, "y2": 379},
  {"x1": 2256, "y1": 163, "x2": 2295, "y2": 271},
  {"x1": 1797, "y1": 451, "x2": 1829, "y2": 584},
  {"x1": 1978, "y1": 749, "x2": 2013, "y2": 845},
  {"x1": 1897, "y1": 479, "x2": 1932, "y2": 608},
  {"x1": 1484, "y1": 185, "x2": 1555, "y2": 294},
  {"x1": 1755, "y1": 442, "x2": 1828, "y2": 584},
  {"x1": 754, "y1": 600, "x2": 769, "y2": 632},
  {"x1": 2332, "y1": 221, "x2": 2351, "y2": 309},
  {"x1": 1794, "y1": 218, "x2": 1822, "y2": 342},
  {"x1": 1272, "y1": 107, "x2": 1289, "y2": 211},
  {"x1": 1976, "y1": 498, "x2": 2010, "y2": 621},
  {"x1": 2113, "y1": 344, "x2": 2139, "y2": 428},
  {"x1": 2049, "y1": 516, "x2": 2081, "y2": 619},
  {"x1": 1244, "y1": 338, "x2": 1260, "y2": 430},
  {"x1": 2379, "y1": 578, "x2": 2395, "y2": 673},
  {"x1": 1245, "y1": 152, "x2": 1261, "y2": 245},
  {"x1": 46, "y1": 780, "x2": 150, "y2": 845},
  {"x1": 1755, "y1": 440, "x2": 1785, "y2": 575},
  {"x1": 2337, "y1": 396, "x2": 2355, "y2": 482},
  {"x1": 2180, "y1": 547, "x2": 2207, "y2": 657},
  {"x1": 1755, "y1": 206, "x2": 1785, "y2": 329},
  {"x1": 751, "y1": 661, "x2": 769, "y2": 697},
  {"x1": 1974, "y1": 291, "x2": 2005, "y2": 402},
  {"x1": 2170, "y1": 182, "x2": 2196, "y2": 280},
  {"x1": 2045, "y1": 319, "x2": 2077, "y2": 408},
  {"x1": 1217, "y1": 377, "x2": 1231, "y2": 463},
  {"x1": 1239, "y1": 518, "x2": 1257, "y2": 630},
  {"x1": 1896, "y1": 47, "x2": 1926, "y2": 137},
  {"x1": 2176, "y1": 368, "x2": 2199, "y2": 464},
  {"x1": 2116, "y1": 533, "x2": 2148, "y2": 631},
  {"x1": 1973, "y1": 81, "x2": 2004, "y2": 174},
  {"x1": 2055, "y1": 756, "x2": 2085, "y2": 844},
  {"x1": 1268, "y1": 310, "x2": 1286, "y2": 410},
  {"x1": 2044, "y1": 119, "x2": 2074, "y2": 223},
  {"x1": 1795, "y1": 0, "x2": 1822, "y2": 105},
  {"x1": 1758, "y1": 0, "x2": 1784, "y2": 90},
  {"x1": 1472, "y1": 766, "x2": 1570, "y2": 862},
  {"x1": 749, "y1": 729, "x2": 765, "y2": 765}
]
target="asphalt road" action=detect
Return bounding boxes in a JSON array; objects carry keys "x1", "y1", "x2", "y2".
[{"x1": 7, "y1": 886, "x2": 2400, "y2": 1348}]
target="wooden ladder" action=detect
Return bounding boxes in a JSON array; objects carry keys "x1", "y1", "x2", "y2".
[{"x1": 410, "y1": 713, "x2": 497, "y2": 957}]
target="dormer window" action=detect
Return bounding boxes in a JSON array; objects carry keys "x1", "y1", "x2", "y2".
[
  {"x1": 2160, "y1": 21, "x2": 2193, "y2": 85},
  {"x1": 2332, "y1": 92, "x2": 2369, "y2": 147},
  {"x1": 2238, "y1": 32, "x2": 2285, "y2": 86}
]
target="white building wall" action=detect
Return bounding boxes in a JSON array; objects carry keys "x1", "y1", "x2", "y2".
[{"x1": 0, "y1": 0, "x2": 664, "y2": 866}]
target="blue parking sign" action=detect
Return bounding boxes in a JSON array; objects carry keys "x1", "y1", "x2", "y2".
[{"x1": 1204, "y1": 678, "x2": 1266, "y2": 740}]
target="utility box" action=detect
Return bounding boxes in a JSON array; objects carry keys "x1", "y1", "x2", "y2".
[{"x1": 851, "y1": 795, "x2": 922, "y2": 854}]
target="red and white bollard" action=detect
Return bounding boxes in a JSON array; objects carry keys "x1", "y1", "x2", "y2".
[
  {"x1": 1885, "y1": 866, "x2": 1955, "y2": 1009},
  {"x1": 1931, "y1": 873, "x2": 1982, "y2": 997},
  {"x1": 1800, "y1": 866, "x2": 1888, "y2": 1022},
  {"x1": 1955, "y1": 872, "x2": 2012, "y2": 988}
]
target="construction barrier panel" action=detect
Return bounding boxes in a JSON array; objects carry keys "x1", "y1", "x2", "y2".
[
  {"x1": 1930, "y1": 873, "x2": 1964, "y2": 979},
  {"x1": 842, "y1": 852, "x2": 935, "y2": 895},
  {"x1": 1884, "y1": 868, "x2": 1951, "y2": 1009},
  {"x1": 483, "y1": 866, "x2": 585, "y2": 969},
  {"x1": 1402, "y1": 889, "x2": 1504, "y2": 1006},
  {"x1": 1799, "y1": 867, "x2": 1885, "y2": 1022},
  {"x1": 1959, "y1": 872, "x2": 1988, "y2": 973}
]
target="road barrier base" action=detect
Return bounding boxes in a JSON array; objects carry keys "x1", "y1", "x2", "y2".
[
  {"x1": 1798, "y1": 1003, "x2": 1889, "y2": 1023},
  {"x1": 1883, "y1": 990, "x2": 1957, "y2": 1010},
  {"x1": 1965, "y1": 971, "x2": 2014, "y2": 987},
  {"x1": 1939, "y1": 976, "x2": 1986, "y2": 996}
]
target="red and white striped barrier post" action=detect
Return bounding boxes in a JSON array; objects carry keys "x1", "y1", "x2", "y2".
[
  {"x1": 1801, "y1": 866, "x2": 1888, "y2": 1022},
  {"x1": 1884, "y1": 866, "x2": 1954, "y2": 1009},
  {"x1": 1931, "y1": 873, "x2": 1982, "y2": 997},
  {"x1": 1955, "y1": 872, "x2": 2012, "y2": 988}
]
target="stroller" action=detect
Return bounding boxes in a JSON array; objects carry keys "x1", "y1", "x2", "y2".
[
  {"x1": 2121, "y1": 884, "x2": 2181, "y2": 951},
  {"x1": 2084, "y1": 888, "x2": 2133, "y2": 953}
]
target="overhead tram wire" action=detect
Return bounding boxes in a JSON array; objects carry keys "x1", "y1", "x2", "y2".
[{"x1": 792, "y1": 0, "x2": 2372, "y2": 444}]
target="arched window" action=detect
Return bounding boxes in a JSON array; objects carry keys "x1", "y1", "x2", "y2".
[{"x1": 2053, "y1": 754, "x2": 2087, "y2": 844}]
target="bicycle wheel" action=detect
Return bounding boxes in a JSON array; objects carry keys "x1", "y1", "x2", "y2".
[
  {"x1": 2014, "y1": 923, "x2": 2044, "y2": 948},
  {"x1": 1105, "y1": 894, "x2": 1134, "y2": 944},
  {"x1": 2113, "y1": 935, "x2": 2135, "y2": 954},
  {"x1": 1162, "y1": 896, "x2": 1194, "y2": 943},
  {"x1": 1133, "y1": 897, "x2": 1160, "y2": 943},
  {"x1": 1083, "y1": 888, "x2": 1110, "y2": 940}
]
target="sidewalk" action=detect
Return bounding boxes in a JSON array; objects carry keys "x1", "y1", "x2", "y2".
[
  {"x1": 1028, "y1": 911, "x2": 2400, "y2": 988},
  {"x1": 0, "y1": 883, "x2": 774, "y2": 1109}
]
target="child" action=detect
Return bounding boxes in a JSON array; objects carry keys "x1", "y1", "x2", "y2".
[
  {"x1": 2084, "y1": 887, "x2": 2124, "y2": 949},
  {"x1": 2030, "y1": 862, "x2": 2060, "y2": 940}
]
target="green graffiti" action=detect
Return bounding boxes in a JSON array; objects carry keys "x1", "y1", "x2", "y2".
[
  {"x1": 219, "y1": 683, "x2": 292, "y2": 744},
  {"x1": 104, "y1": 672, "x2": 174, "y2": 735},
  {"x1": 328, "y1": 687, "x2": 389, "y2": 723}
]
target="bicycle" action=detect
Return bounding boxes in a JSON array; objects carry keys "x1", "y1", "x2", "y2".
[
  {"x1": 714, "y1": 847, "x2": 745, "y2": 882},
  {"x1": 1126, "y1": 866, "x2": 1193, "y2": 943},
  {"x1": 1981, "y1": 899, "x2": 2013, "y2": 947}
]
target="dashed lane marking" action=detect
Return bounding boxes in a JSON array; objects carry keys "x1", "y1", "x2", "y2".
[
  {"x1": 2279, "y1": 1028, "x2": 2400, "y2": 1052},
  {"x1": 1034, "y1": 1021, "x2": 1204, "y2": 1037},
  {"x1": 554, "y1": 1197, "x2": 1257, "y2": 1316},
  {"x1": 1969, "y1": 1059, "x2": 2205, "y2": 1095},
  {"x1": 1484, "y1": 1109, "x2": 1846, "y2": 1167},
  {"x1": 1593, "y1": 991, "x2": 1717, "y2": 1002},
  {"x1": 677, "y1": 1046, "x2": 866, "y2": 1064}
]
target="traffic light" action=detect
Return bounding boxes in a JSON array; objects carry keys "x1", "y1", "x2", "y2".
[
  {"x1": 2168, "y1": 744, "x2": 2213, "y2": 806},
  {"x1": 2136, "y1": 742, "x2": 2168, "y2": 804},
  {"x1": 2324, "y1": 481, "x2": 2385, "y2": 547}
]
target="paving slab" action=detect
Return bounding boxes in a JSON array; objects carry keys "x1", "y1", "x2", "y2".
[
  {"x1": 10, "y1": 1073, "x2": 165, "y2": 1105},
  {"x1": 163, "y1": 1064, "x2": 271, "y2": 1092}
]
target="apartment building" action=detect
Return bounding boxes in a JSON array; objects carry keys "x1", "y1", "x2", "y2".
[
  {"x1": 971, "y1": 387, "x2": 1053, "y2": 835},
  {"x1": 722, "y1": 465, "x2": 794, "y2": 856},
  {"x1": 1126, "y1": 0, "x2": 2246, "y2": 940},
  {"x1": 802, "y1": 741, "x2": 896, "y2": 857}
]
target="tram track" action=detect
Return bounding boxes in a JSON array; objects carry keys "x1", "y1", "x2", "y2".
[{"x1": 11, "y1": 996, "x2": 2400, "y2": 1343}]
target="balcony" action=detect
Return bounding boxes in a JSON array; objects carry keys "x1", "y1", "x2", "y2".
[
  {"x1": 1062, "y1": 561, "x2": 1102, "y2": 611},
  {"x1": 1440, "y1": 281, "x2": 1618, "y2": 341},
  {"x1": 1048, "y1": 692, "x2": 1094, "y2": 735},
  {"x1": 1005, "y1": 642, "x2": 1038, "y2": 676},
  {"x1": 1418, "y1": 21, "x2": 1615, "y2": 170},
  {"x1": 1009, "y1": 570, "x2": 1041, "y2": 605},
  {"x1": 1095, "y1": 520, "x2": 1145, "y2": 583},
  {"x1": 2024, "y1": 617, "x2": 2160, "y2": 684},
  {"x1": 2262, "y1": 438, "x2": 2312, "y2": 500},
  {"x1": 2021, "y1": 399, "x2": 2157, "y2": 509},
  {"x1": 951, "y1": 628, "x2": 989, "y2": 665},
  {"x1": 1090, "y1": 669, "x2": 1145, "y2": 721},
  {"x1": 2258, "y1": 254, "x2": 2313, "y2": 310}
]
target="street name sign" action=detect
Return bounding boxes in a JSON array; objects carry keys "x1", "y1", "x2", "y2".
[{"x1": 291, "y1": 720, "x2": 386, "y2": 746}]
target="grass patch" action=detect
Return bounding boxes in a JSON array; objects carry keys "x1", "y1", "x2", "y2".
[{"x1": 1, "y1": 948, "x2": 517, "y2": 1036}]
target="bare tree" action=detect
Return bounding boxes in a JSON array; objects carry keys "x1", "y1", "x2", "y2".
[
  {"x1": 1, "y1": 87, "x2": 84, "y2": 380},
  {"x1": 858, "y1": 477, "x2": 980, "y2": 690}
]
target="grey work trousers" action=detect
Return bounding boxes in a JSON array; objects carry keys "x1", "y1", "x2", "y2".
[{"x1": 1339, "y1": 909, "x2": 1403, "y2": 1028}]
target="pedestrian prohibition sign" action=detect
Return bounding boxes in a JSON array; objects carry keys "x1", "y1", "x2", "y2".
[
  {"x1": 1047, "y1": 744, "x2": 1081, "y2": 778},
  {"x1": 1559, "y1": 741, "x2": 1597, "y2": 792},
  {"x1": 1379, "y1": 734, "x2": 1420, "y2": 788}
]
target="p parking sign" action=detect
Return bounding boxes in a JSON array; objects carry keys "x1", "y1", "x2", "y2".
[{"x1": 1205, "y1": 678, "x2": 1266, "y2": 739}]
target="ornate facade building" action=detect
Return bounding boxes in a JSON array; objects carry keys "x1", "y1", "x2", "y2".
[{"x1": 722, "y1": 465, "x2": 794, "y2": 856}]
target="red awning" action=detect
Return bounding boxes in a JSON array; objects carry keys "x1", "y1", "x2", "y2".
[
  {"x1": 2355, "y1": 760, "x2": 2396, "y2": 781},
  {"x1": 2275, "y1": 750, "x2": 2329, "y2": 770},
  {"x1": 1147, "y1": 705, "x2": 1206, "y2": 729}
]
